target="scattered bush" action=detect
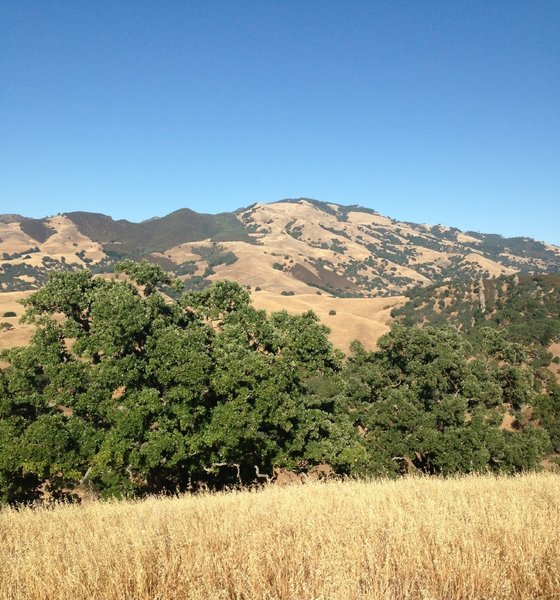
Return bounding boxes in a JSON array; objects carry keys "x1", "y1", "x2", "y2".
[{"x1": 192, "y1": 244, "x2": 238, "y2": 268}]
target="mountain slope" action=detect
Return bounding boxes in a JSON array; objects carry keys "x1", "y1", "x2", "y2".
[
  {"x1": 391, "y1": 273, "x2": 560, "y2": 376},
  {"x1": 1, "y1": 199, "x2": 559, "y2": 298}
]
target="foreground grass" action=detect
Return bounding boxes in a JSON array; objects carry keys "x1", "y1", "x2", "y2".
[{"x1": 1, "y1": 474, "x2": 559, "y2": 600}]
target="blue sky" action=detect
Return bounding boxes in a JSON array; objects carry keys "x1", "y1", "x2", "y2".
[{"x1": 1, "y1": 1, "x2": 559, "y2": 244}]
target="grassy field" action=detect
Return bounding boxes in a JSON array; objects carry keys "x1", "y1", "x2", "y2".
[
  {"x1": 1, "y1": 474, "x2": 559, "y2": 600},
  {"x1": 0, "y1": 291, "x2": 34, "y2": 353}
]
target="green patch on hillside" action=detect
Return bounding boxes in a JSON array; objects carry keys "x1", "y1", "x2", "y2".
[
  {"x1": 192, "y1": 244, "x2": 238, "y2": 276},
  {"x1": 66, "y1": 209, "x2": 254, "y2": 257},
  {"x1": 19, "y1": 219, "x2": 56, "y2": 243},
  {"x1": 0, "y1": 263, "x2": 50, "y2": 291},
  {"x1": 465, "y1": 232, "x2": 560, "y2": 269},
  {"x1": 292, "y1": 260, "x2": 363, "y2": 297},
  {"x1": 392, "y1": 274, "x2": 560, "y2": 367}
]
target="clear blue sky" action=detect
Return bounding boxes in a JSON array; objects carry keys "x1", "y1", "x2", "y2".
[{"x1": 1, "y1": 1, "x2": 559, "y2": 244}]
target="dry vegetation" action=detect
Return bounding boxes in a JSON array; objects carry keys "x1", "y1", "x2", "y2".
[
  {"x1": 550, "y1": 342, "x2": 560, "y2": 381},
  {"x1": 1, "y1": 473, "x2": 559, "y2": 600},
  {"x1": 251, "y1": 291, "x2": 402, "y2": 351},
  {"x1": 0, "y1": 291, "x2": 33, "y2": 352}
]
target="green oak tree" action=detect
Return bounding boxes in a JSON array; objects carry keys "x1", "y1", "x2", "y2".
[
  {"x1": 342, "y1": 325, "x2": 549, "y2": 476},
  {"x1": 0, "y1": 269, "x2": 352, "y2": 502}
]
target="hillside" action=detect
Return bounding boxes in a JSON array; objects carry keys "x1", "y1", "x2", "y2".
[
  {"x1": 2, "y1": 199, "x2": 559, "y2": 298},
  {"x1": 2, "y1": 199, "x2": 559, "y2": 353},
  {"x1": 391, "y1": 273, "x2": 560, "y2": 368}
]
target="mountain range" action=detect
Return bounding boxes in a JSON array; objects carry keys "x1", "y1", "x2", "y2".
[
  {"x1": 2, "y1": 198, "x2": 559, "y2": 293},
  {"x1": 2, "y1": 198, "x2": 560, "y2": 350}
]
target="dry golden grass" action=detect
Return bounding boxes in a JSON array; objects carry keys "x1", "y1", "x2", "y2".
[
  {"x1": 0, "y1": 291, "x2": 30, "y2": 320},
  {"x1": 0, "y1": 216, "x2": 105, "y2": 270},
  {"x1": 549, "y1": 342, "x2": 560, "y2": 382},
  {"x1": 251, "y1": 292, "x2": 402, "y2": 351},
  {"x1": 40, "y1": 216, "x2": 106, "y2": 264},
  {"x1": 0, "y1": 286, "x2": 400, "y2": 354},
  {"x1": 0, "y1": 222, "x2": 37, "y2": 254},
  {"x1": 1, "y1": 473, "x2": 559, "y2": 600},
  {"x1": 0, "y1": 291, "x2": 34, "y2": 351},
  {"x1": 461, "y1": 253, "x2": 516, "y2": 277}
]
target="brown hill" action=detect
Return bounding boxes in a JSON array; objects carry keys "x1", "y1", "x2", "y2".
[
  {"x1": 2, "y1": 199, "x2": 559, "y2": 297},
  {"x1": 1, "y1": 199, "x2": 559, "y2": 350}
]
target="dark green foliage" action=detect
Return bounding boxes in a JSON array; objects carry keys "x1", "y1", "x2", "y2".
[
  {"x1": 0, "y1": 271, "x2": 349, "y2": 502},
  {"x1": 175, "y1": 261, "x2": 197, "y2": 276},
  {"x1": 392, "y1": 274, "x2": 560, "y2": 366},
  {"x1": 466, "y1": 233, "x2": 560, "y2": 266},
  {"x1": 342, "y1": 326, "x2": 548, "y2": 476},
  {"x1": 2, "y1": 247, "x2": 40, "y2": 261},
  {"x1": 20, "y1": 219, "x2": 56, "y2": 243},
  {"x1": 75, "y1": 249, "x2": 89, "y2": 263},
  {"x1": 192, "y1": 244, "x2": 238, "y2": 268},
  {"x1": 65, "y1": 209, "x2": 254, "y2": 256},
  {"x1": 320, "y1": 224, "x2": 351, "y2": 240},
  {"x1": 286, "y1": 221, "x2": 304, "y2": 240},
  {"x1": 534, "y1": 383, "x2": 560, "y2": 452},
  {"x1": 3, "y1": 311, "x2": 16, "y2": 318},
  {"x1": 330, "y1": 239, "x2": 346, "y2": 254},
  {"x1": 0, "y1": 262, "x2": 65, "y2": 292},
  {"x1": 115, "y1": 259, "x2": 178, "y2": 295},
  {"x1": 292, "y1": 260, "x2": 362, "y2": 298},
  {"x1": 181, "y1": 275, "x2": 211, "y2": 292},
  {"x1": 0, "y1": 266, "x2": 554, "y2": 505}
]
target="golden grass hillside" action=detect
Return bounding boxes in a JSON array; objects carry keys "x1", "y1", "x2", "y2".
[
  {"x1": 0, "y1": 288, "x2": 400, "y2": 353},
  {"x1": 1, "y1": 473, "x2": 559, "y2": 600},
  {"x1": 0, "y1": 291, "x2": 34, "y2": 351},
  {"x1": 251, "y1": 291, "x2": 402, "y2": 351}
]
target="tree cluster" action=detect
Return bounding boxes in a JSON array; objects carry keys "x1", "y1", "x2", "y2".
[
  {"x1": 392, "y1": 274, "x2": 560, "y2": 368},
  {"x1": 0, "y1": 263, "x2": 557, "y2": 504}
]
